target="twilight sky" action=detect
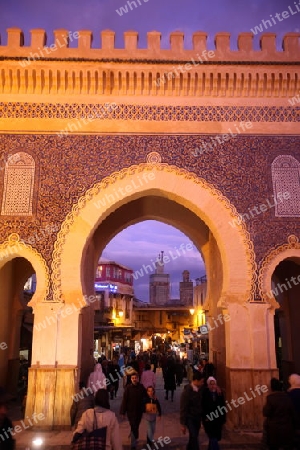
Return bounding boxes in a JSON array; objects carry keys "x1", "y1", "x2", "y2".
[
  {"x1": 102, "y1": 221, "x2": 205, "y2": 301},
  {"x1": 1, "y1": 0, "x2": 299, "y2": 300},
  {"x1": 0, "y1": 0, "x2": 299, "y2": 49}
]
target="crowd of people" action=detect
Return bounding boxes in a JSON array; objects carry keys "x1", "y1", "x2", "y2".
[
  {"x1": 69, "y1": 349, "x2": 220, "y2": 449},
  {"x1": 69, "y1": 349, "x2": 300, "y2": 450},
  {"x1": 261, "y1": 374, "x2": 300, "y2": 450},
  {"x1": 0, "y1": 348, "x2": 299, "y2": 450}
]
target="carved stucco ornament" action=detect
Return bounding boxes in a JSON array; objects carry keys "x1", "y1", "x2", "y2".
[
  {"x1": 146, "y1": 152, "x2": 162, "y2": 164},
  {"x1": 51, "y1": 163, "x2": 257, "y2": 303}
]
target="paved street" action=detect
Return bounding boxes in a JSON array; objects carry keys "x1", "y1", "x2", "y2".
[{"x1": 10, "y1": 368, "x2": 262, "y2": 449}]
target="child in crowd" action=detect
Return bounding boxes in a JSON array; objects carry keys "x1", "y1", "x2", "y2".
[{"x1": 143, "y1": 386, "x2": 161, "y2": 445}]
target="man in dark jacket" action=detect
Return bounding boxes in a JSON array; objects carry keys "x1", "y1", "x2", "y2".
[
  {"x1": 202, "y1": 359, "x2": 215, "y2": 381},
  {"x1": 120, "y1": 373, "x2": 146, "y2": 450},
  {"x1": 180, "y1": 371, "x2": 205, "y2": 450},
  {"x1": 263, "y1": 377, "x2": 296, "y2": 450}
]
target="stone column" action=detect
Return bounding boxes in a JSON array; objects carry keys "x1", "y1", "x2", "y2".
[
  {"x1": 0, "y1": 261, "x2": 14, "y2": 386},
  {"x1": 25, "y1": 301, "x2": 84, "y2": 428},
  {"x1": 224, "y1": 300, "x2": 278, "y2": 429}
]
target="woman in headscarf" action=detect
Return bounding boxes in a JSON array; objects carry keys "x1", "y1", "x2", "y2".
[
  {"x1": 87, "y1": 363, "x2": 107, "y2": 393},
  {"x1": 72, "y1": 389, "x2": 122, "y2": 450},
  {"x1": 202, "y1": 376, "x2": 226, "y2": 450},
  {"x1": 140, "y1": 363, "x2": 156, "y2": 390}
]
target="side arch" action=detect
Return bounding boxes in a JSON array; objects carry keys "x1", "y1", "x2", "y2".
[
  {"x1": 258, "y1": 234, "x2": 300, "y2": 307},
  {"x1": 0, "y1": 233, "x2": 50, "y2": 305},
  {"x1": 0, "y1": 233, "x2": 50, "y2": 391}
]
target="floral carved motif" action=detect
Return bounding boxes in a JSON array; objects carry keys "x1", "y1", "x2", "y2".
[{"x1": 51, "y1": 163, "x2": 257, "y2": 303}]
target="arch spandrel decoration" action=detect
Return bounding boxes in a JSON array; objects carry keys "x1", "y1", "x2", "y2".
[
  {"x1": 1, "y1": 152, "x2": 35, "y2": 216},
  {"x1": 258, "y1": 234, "x2": 300, "y2": 307},
  {"x1": 146, "y1": 152, "x2": 162, "y2": 164},
  {"x1": 272, "y1": 155, "x2": 300, "y2": 217},
  {"x1": 51, "y1": 163, "x2": 257, "y2": 305},
  {"x1": 0, "y1": 233, "x2": 50, "y2": 305}
]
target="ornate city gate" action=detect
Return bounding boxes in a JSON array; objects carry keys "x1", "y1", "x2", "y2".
[{"x1": 0, "y1": 27, "x2": 299, "y2": 428}]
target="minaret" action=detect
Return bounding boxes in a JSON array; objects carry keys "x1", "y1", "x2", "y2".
[
  {"x1": 180, "y1": 270, "x2": 193, "y2": 305},
  {"x1": 149, "y1": 250, "x2": 170, "y2": 305},
  {"x1": 155, "y1": 251, "x2": 164, "y2": 274}
]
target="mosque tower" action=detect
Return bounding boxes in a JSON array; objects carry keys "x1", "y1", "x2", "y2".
[
  {"x1": 179, "y1": 270, "x2": 193, "y2": 305},
  {"x1": 149, "y1": 251, "x2": 170, "y2": 305}
]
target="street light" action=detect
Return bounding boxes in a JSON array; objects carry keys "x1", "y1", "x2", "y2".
[
  {"x1": 189, "y1": 308, "x2": 195, "y2": 315},
  {"x1": 198, "y1": 309, "x2": 205, "y2": 326},
  {"x1": 31, "y1": 437, "x2": 44, "y2": 448}
]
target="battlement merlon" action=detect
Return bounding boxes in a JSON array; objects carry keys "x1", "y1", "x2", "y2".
[{"x1": 0, "y1": 28, "x2": 299, "y2": 62}]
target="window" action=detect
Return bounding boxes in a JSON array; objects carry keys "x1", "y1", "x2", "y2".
[
  {"x1": 96, "y1": 265, "x2": 103, "y2": 278},
  {"x1": 106, "y1": 267, "x2": 110, "y2": 277},
  {"x1": 1, "y1": 152, "x2": 35, "y2": 216},
  {"x1": 272, "y1": 155, "x2": 300, "y2": 217},
  {"x1": 125, "y1": 272, "x2": 132, "y2": 283}
]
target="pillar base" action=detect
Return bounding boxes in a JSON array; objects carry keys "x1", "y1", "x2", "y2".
[
  {"x1": 225, "y1": 367, "x2": 278, "y2": 430},
  {"x1": 25, "y1": 366, "x2": 76, "y2": 428}
]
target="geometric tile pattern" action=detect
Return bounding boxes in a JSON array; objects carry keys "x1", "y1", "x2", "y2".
[
  {"x1": 0, "y1": 133, "x2": 299, "y2": 271},
  {"x1": 0, "y1": 102, "x2": 299, "y2": 122}
]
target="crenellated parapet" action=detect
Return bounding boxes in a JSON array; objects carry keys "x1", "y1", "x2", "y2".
[
  {"x1": 0, "y1": 28, "x2": 299, "y2": 61},
  {"x1": 0, "y1": 28, "x2": 299, "y2": 98}
]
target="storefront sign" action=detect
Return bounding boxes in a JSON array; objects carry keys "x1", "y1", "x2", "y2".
[
  {"x1": 199, "y1": 325, "x2": 208, "y2": 334},
  {"x1": 94, "y1": 283, "x2": 118, "y2": 292}
]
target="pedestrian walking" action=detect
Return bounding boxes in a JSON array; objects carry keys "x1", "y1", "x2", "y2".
[
  {"x1": 140, "y1": 363, "x2": 156, "y2": 390},
  {"x1": 120, "y1": 373, "x2": 146, "y2": 450},
  {"x1": 143, "y1": 386, "x2": 162, "y2": 445},
  {"x1": 164, "y1": 358, "x2": 176, "y2": 401},
  {"x1": 175, "y1": 357, "x2": 184, "y2": 387},
  {"x1": 118, "y1": 352, "x2": 125, "y2": 369},
  {"x1": 202, "y1": 359, "x2": 215, "y2": 382},
  {"x1": 202, "y1": 376, "x2": 226, "y2": 450},
  {"x1": 70, "y1": 381, "x2": 95, "y2": 428},
  {"x1": 150, "y1": 352, "x2": 158, "y2": 373},
  {"x1": 263, "y1": 377, "x2": 296, "y2": 450},
  {"x1": 107, "y1": 360, "x2": 122, "y2": 400},
  {"x1": 186, "y1": 364, "x2": 194, "y2": 383},
  {"x1": 287, "y1": 373, "x2": 300, "y2": 449},
  {"x1": 125, "y1": 356, "x2": 140, "y2": 386},
  {"x1": 180, "y1": 371, "x2": 205, "y2": 450},
  {"x1": 72, "y1": 388, "x2": 122, "y2": 450},
  {"x1": 87, "y1": 363, "x2": 107, "y2": 392}
]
